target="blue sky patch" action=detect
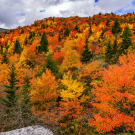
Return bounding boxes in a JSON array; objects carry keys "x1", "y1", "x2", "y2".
[
  {"x1": 115, "y1": 8, "x2": 134, "y2": 15},
  {"x1": 115, "y1": 1, "x2": 135, "y2": 15},
  {"x1": 16, "y1": 13, "x2": 25, "y2": 16},
  {"x1": 95, "y1": 0, "x2": 98, "y2": 2},
  {"x1": 40, "y1": 10, "x2": 46, "y2": 12}
]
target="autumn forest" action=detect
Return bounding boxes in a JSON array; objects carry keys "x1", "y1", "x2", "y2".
[{"x1": 0, "y1": 12, "x2": 135, "y2": 135}]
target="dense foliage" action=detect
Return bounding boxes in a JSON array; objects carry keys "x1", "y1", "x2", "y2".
[{"x1": 0, "y1": 13, "x2": 135, "y2": 135}]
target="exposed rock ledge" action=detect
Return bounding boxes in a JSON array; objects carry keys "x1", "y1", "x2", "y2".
[{"x1": 0, "y1": 125, "x2": 54, "y2": 135}]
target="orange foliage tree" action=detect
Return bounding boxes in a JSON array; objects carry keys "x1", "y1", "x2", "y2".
[
  {"x1": 89, "y1": 53, "x2": 135, "y2": 134},
  {"x1": 76, "y1": 37, "x2": 85, "y2": 56},
  {"x1": 52, "y1": 50, "x2": 65, "y2": 64},
  {"x1": 19, "y1": 40, "x2": 39, "y2": 67},
  {"x1": 57, "y1": 72, "x2": 84, "y2": 127},
  {"x1": 60, "y1": 49, "x2": 82, "y2": 73},
  {"x1": 30, "y1": 68, "x2": 58, "y2": 123}
]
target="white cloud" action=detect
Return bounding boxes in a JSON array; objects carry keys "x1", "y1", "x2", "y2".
[
  {"x1": 97, "y1": 0, "x2": 134, "y2": 12},
  {"x1": 0, "y1": 0, "x2": 134, "y2": 29}
]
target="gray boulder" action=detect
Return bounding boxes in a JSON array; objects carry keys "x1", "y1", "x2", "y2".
[{"x1": 0, "y1": 125, "x2": 54, "y2": 135}]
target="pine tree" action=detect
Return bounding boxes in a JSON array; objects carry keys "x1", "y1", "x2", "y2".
[
  {"x1": 89, "y1": 22, "x2": 92, "y2": 34},
  {"x1": 30, "y1": 37, "x2": 34, "y2": 45},
  {"x1": 58, "y1": 33, "x2": 61, "y2": 42},
  {"x1": 32, "y1": 31, "x2": 35, "y2": 37},
  {"x1": 20, "y1": 29, "x2": 24, "y2": 34},
  {"x1": 38, "y1": 31, "x2": 41, "y2": 36},
  {"x1": 14, "y1": 40, "x2": 22, "y2": 54},
  {"x1": 0, "y1": 64, "x2": 18, "y2": 107},
  {"x1": 75, "y1": 24, "x2": 79, "y2": 31},
  {"x1": 105, "y1": 35, "x2": 119, "y2": 64},
  {"x1": 0, "y1": 64, "x2": 20, "y2": 131},
  {"x1": 35, "y1": 53, "x2": 61, "y2": 79},
  {"x1": 20, "y1": 75, "x2": 34, "y2": 126},
  {"x1": 112, "y1": 34, "x2": 118, "y2": 54},
  {"x1": 100, "y1": 29, "x2": 105, "y2": 39},
  {"x1": 1, "y1": 53, "x2": 9, "y2": 64},
  {"x1": 106, "y1": 19, "x2": 110, "y2": 27},
  {"x1": 46, "y1": 53, "x2": 59, "y2": 74},
  {"x1": 105, "y1": 40, "x2": 113, "y2": 62},
  {"x1": 64, "y1": 27, "x2": 70, "y2": 37},
  {"x1": 133, "y1": 29, "x2": 135, "y2": 34},
  {"x1": 118, "y1": 26, "x2": 132, "y2": 55},
  {"x1": 29, "y1": 31, "x2": 33, "y2": 39},
  {"x1": 41, "y1": 24, "x2": 45, "y2": 29},
  {"x1": 78, "y1": 29, "x2": 81, "y2": 33},
  {"x1": 45, "y1": 53, "x2": 60, "y2": 79},
  {"x1": 112, "y1": 18, "x2": 121, "y2": 34},
  {"x1": 112, "y1": 34, "x2": 119, "y2": 63},
  {"x1": 24, "y1": 36, "x2": 28, "y2": 45},
  {"x1": 21, "y1": 75, "x2": 31, "y2": 107},
  {"x1": 81, "y1": 38, "x2": 93, "y2": 63},
  {"x1": 38, "y1": 31, "x2": 48, "y2": 53}
]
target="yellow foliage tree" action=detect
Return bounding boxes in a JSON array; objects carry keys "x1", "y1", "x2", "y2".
[
  {"x1": 60, "y1": 49, "x2": 82, "y2": 73},
  {"x1": 60, "y1": 72, "x2": 84, "y2": 100},
  {"x1": 61, "y1": 39, "x2": 76, "y2": 53},
  {"x1": 19, "y1": 46, "x2": 28, "y2": 67}
]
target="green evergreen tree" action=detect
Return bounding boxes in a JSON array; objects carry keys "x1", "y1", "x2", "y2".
[
  {"x1": 106, "y1": 19, "x2": 110, "y2": 27},
  {"x1": 89, "y1": 22, "x2": 92, "y2": 34},
  {"x1": 45, "y1": 53, "x2": 60, "y2": 79},
  {"x1": 112, "y1": 34, "x2": 118, "y2": 54},
  {"x1": 30, "y1": 37, "x2": 34, "y2": 45},
  {"x1": 111, "y1": 12, "x2": 114, "y2": 15},
  {"x1": 29, "y1": 31, "x2": 33, "y2": 39},
  {"x1": 41, "y1": 24, "x2": 45, "y2": 29},
  {"x1": 13, "y1": 40, "x2": 22, "y2": 54},
  {"x1": 64, "y1": 27, "x2": 70, "y2": 37},
  {"x1": 20, "y1": 75, "x2": 34, "y2": 126},
  {"x1": 89, "y1": 16, "x2": 91, "y2": 21},
  {"x1": 32, "y1": 31, "x2": 35, "y2": 37},
  {"x1": 24, "y1": 36, "x2": 28, "y2": 45},
  {"x1": 35, "y1": 53, "x2": 61, "y2": 79},
  {"x1": 46, "y1": 24, "x2": 48, "y2": 28},
  {"x1": 78, "y1": 29, "x2": 81, "y2": 33},
  {"x1": 20, "y1": 29, "x2": 24, "y2": 34},
  {"x1": 133, "y1": 28, "x2": 135, "y2": 34},
  {"x1": 100, "y1": 29, "x2": 105, "y2": 39},
  {"x1": 0, "y1": 64, "x2": 18, "y2": 108},
  {"x1": 105, "y1": 40, "x2": 113, "y2": 62},
  {"x1": 58, "y1": 33, "x2": 61, "y2": 42},
  {"x1": 112, "y1": 18, "x2": 121, "y2": 34},
  {"x1": 112, "y1": 34, "x2": 119, "y2": 63},
  {"x1": 118, "y1": 26, "x2": 132, "y2": 55},
  {"x1": 1, "y1": 53, "x2": 9, "y2": 64},
  {"x1": 105, "y1": 35, "x2": 119, "y2": 63},
  {"x1": 75, "y1": 24, "x2": 79, "y2": 31},
  {"x1": 99, "y1": 12, "x2": 102, "y2": 15},
  {"x1": 0, "y1": 64, "x2": 20, "y2": 131},
  {"x1": 53, "y1": 16, "x2": 55, "y2": 22},
  {"x1": 81, "y1": 38, "x2": 93, "y2": 63},
  {"x1": 38, "y1": 31, "x2": 41, "y2": 36},
  {"x1": 38, "y1": 31, "x2": 48, "y2": 53}
]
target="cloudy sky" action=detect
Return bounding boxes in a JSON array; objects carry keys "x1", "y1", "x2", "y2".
[{"x1": 0, "y1": 0, "x2": 135, "y2": 29}]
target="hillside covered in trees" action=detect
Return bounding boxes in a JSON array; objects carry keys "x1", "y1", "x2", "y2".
[
  {"x1": 0, "y1": 13, "x2": 135, "y2": 135},
  {"x1": 0, "y1": 28, "x2": 10, "y2": 34}
]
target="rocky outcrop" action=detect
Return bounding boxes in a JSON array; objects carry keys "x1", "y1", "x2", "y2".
[{"x1": 0, "y1": 125, "x2": 54, "y2": 135}]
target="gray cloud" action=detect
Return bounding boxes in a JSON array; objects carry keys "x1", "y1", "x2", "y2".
[
  {"x1": 59, "y1": 10, "x2": 71, "y2": 16},
  {"x1": 0, "y1": 0, "x2": 134, "y2": 29}
]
